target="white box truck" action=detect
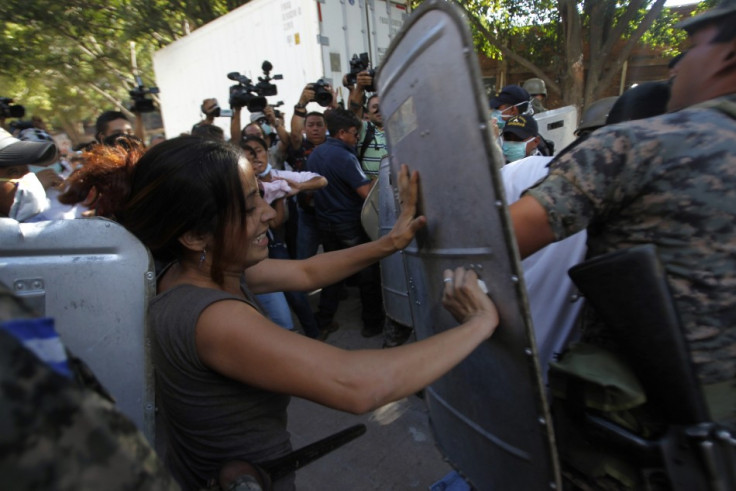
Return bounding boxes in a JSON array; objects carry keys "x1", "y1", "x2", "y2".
[{"x1": 153, "y1": 0, "x2": 410, "y2": 138}]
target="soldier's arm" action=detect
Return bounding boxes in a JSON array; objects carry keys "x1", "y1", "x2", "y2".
[{"x1": 509, "y1": 195, "x2": 556, "y2": 258}]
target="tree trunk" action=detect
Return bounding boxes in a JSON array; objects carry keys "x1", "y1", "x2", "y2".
[{"x1": 559, "y1": 0, "x2": 585, "y2": 111}]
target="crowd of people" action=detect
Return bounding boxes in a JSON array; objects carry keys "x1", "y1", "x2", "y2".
[{"x1": 1, "y1": 0, "x2": 735, "y2": 489}]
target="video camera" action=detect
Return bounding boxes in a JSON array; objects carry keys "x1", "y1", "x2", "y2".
[
  {"x1": 228, "y1": 60, "x2": 283, "y2": 113},
  {"x1": 129, "y1": 76, "x2": 159, "y2": 113},
  {"x1": 310, "y1": 79, "x2": 333, "y2": 107},
  {"x1": 345, "y1": 53, "x2": 376, "y2": 92},
  {"x1": 0, "y1": 97, "x2": 26, "y2": 119}
]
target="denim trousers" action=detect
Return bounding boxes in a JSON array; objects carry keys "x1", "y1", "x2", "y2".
[
  {"x1": 256, "y1": 292, "x2": 294, "y2": 330},
  {"x1": 269, "y1": 240, "x2": 321, "y2": 338},
  {"x1": 296, "y1": 206, "x2": 321, "y2": 260}
]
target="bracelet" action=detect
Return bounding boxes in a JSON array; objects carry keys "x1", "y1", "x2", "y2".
[
  {"x1": 294, "y1": 103, "x2": 306, "y2": 110},
  {"x1": 293, "y1": 109, "x2": 307, "y2": 117}
]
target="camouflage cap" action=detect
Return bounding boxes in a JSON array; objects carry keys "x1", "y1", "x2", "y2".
[{"x1": 677, "y1": 0, "x2": 736, "y2": 32}]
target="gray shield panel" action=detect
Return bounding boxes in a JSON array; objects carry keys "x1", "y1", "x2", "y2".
[
  {"x1": 377, "y1": 2, "x2": 560, "y2": 489},
  {"x1": 0, "y1": 218, "x2": 156, "y2": 443},
  {"x1": 377, "y1": 157, "x2": 414, "y2": 328}
]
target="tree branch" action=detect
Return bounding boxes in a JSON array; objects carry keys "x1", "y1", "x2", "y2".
[
  {"x1": 457, "y1": 0, "x2": 561, "y2": 96},
  {"x1": 594, "y1": 0, "x2": 666, "y2": 99},
  {"x1": 600, "y1": 0, "x2": 647, "y2": 58},
  {"x1": 87, "y1": 82, "x2": 134, "y2": 118}
]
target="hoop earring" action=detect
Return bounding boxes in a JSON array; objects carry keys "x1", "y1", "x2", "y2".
[{"x1": 199, "y1": 248, "x2": 207, "y2": 267}]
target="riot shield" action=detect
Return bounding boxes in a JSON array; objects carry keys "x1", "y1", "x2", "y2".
[
  {"x1": 377, "y1": 157, "x2": 415, "y2": 328},
  {"x1": 0, "y1": 218, "x2": 156, "y2": 443},
  {"x1": 535, "y1": 105, "x2": 578, "y2": 155},
  {"x1": 376, "y1": 1, "x2": 560, "y2": 489}
]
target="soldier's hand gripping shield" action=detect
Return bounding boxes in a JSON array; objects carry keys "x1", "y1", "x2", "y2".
[{"x1": 376, "y1": 1, "x2": 560, "y2": 489}]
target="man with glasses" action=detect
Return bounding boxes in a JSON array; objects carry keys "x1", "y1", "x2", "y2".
[{"x1": 306, "y1": 108, "x2": 385, "y2": 339}]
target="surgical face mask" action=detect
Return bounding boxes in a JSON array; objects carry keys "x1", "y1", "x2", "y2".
[
  {"x1": 502, "y1": 139, "x2": 532, "y2": 163},
  {"x1": 7, "y1": 172, "x2": 49, "y2": 222},
  {"x1": 261, "y1": 123, "x2": 273, "y2": 136},
  {"x1": 257, "y1": 163, "x2": 272, "y2": 178},
  {"x1": 491, "y1": 110, "x2": 506, "y2": 130},
  {"x1": 28, "y1": 162, "x2": 63, "y2": 175}
]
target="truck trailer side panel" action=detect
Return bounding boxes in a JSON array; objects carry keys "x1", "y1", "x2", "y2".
[{"x1": 153, "y1": 0, "x2": 409, "y2": 139}]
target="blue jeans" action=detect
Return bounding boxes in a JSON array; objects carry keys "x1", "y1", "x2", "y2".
[
  {"x1": 269, "y1": 240, "x2": 321, "y2": 338},
  {"x1": 316, "y1": 221, "x2": 385, "y2": 329},
  {"x1": 256, "y1": 292, "x2": 294, "y2": 330},
  {"x1": 296, "y1": 206, "x2": 321, "y2": 260}
]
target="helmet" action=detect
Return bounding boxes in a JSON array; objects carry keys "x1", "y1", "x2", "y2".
[
  {"x1": 576, "y1": 97, "x2": 619, "y2": 135},
  {"x1": 522, "y1": 78, "x2": 547, "y2": 97}
]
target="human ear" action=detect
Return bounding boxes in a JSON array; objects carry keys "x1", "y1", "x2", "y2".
[{"x1": 178, "y1": 230, "x2": 211, "y2": 253}]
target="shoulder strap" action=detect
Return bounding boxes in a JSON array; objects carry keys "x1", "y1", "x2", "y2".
[{"x1": 359, "y1": 122, "x2": 376, "y2": 162}]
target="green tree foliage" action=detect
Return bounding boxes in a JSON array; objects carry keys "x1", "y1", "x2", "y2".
[
  {"x1": 412, "y1": 0, "x2": 712, "y2": 109},
  {"x1": 0, "y1": 0, "x2": 250, "y2": 139}
]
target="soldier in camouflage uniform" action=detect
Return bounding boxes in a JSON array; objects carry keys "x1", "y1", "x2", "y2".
[
  {"x1": 523, "y1": 78, "x2": 548, "y2": 114},
  {"x1": 505, "y1": 4, "x2": 736, "y2": 487},
  {"x1": 0, "y1": 285, "x2": 180, "y2": 490},
  {"x1": 509, "y1": 0, "x2": 736, "y2": 410}
]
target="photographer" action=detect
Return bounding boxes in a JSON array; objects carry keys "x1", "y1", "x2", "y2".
[
  {"x1": 347, "y1": 71, "x2": 385, "y2": 181},
  {"x1": 289, "y1": 83, "x2": 337, "y2": 261},
  {"x1": 192, "y1": 98, "x2": 220, "y2": 130},
  {"x1": 289, "y1": 82, "x2": 338, "y2": 157}
]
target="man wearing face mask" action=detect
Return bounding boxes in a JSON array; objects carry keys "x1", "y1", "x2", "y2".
[
  {"x1": 247, "y1": 105, "x2": 290, "y2": 170},
  {"x1": 489, "y1": 85, "x2": 533, "y2": 133},
  {"x1": 0, "y1": 127, "x2": 57, "y2": 222},
  {"x1": 501, "y1": 115, "x2": 549, "y2": 163}
]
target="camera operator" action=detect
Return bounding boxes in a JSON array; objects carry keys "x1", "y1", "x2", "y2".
[
  {"x1": 347, "y1": 71, "x2": 385, "y2": 181},
  {"x1": 347, "y1": 71, "x2": 413, "y2": 347},
  {"x1": 289, "y1": 82, "x2": 338, "y2": 160},
  {"x1": 289, "y1": 82, "x2": 338, "y2": 261},
  {"x1": 192, "y1": 98, "x2": 220, "y2": 131}
]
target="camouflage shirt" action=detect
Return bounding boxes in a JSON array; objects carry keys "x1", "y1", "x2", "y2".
[
  {"x1": 0, "y1": 327, "x2": 179, "y2": 490},
  {"x1": 525, "y1": 94, "x2": 736, "y2": 385}
]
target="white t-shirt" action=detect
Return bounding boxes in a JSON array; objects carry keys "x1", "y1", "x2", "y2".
[{"x1": 501, "y1": 156, "x2": 587, "y2": 378}]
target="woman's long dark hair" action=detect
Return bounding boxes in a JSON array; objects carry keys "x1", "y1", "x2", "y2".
[{"x1": 60, "y1": 136, "x2": 247, "y2": 285}]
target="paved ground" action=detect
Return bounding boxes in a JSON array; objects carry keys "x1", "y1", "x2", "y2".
[{"x1": 287, "y1": 287, "x2": 454, "y2": 490}]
